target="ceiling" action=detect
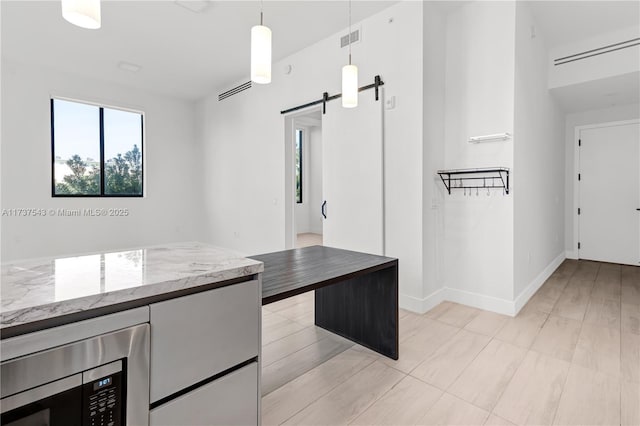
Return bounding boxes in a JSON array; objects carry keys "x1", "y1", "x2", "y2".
[
  {"x1": 550, "y1": 71, "x2": 640, "y2": 113},
  {"x1": 527, "y1": 1, "x2": 640, "y2": 48},
  {"x1": 2, "y1": 1, "x2": 638, "y2": 102},
  {"x1": 528, "y1": 0, "x2": 639, "y2": 113},
  {"x1": 1, "y1": 1, "x2": 396, "y2": 100}
]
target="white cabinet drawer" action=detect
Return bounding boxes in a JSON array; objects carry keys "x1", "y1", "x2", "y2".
[
  {"x1": 150, "y1": 362, "x2": 258, "y2": 426},
  {"x1": 149, "y1": 279, "x2": 260, "y2": 402}
]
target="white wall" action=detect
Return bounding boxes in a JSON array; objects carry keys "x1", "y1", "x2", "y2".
[
  {"x1": 1, "y1": 61, "x2": 204, "y2": 261},
  {"x1": 564, "y1": 103, "x2": 640, "y2": 257},
  {"x1": 513, "y1": 3, "x2": 566, "y2": 309},
  {"x1": 420, "y1": 1, "x2": 446, "y2": 311},
  {"x1": 442, "y1": 1, "x2": 516, "y2": 312},
  {"x1": 0, "y1": 3, "x2": 3, "y2": 264},
  {"x1": 549, "y1": 26, "x2": 640, "y2": 90},
  {"x1": 197, "y1": 1, "x2": 425, "y2": 306}
]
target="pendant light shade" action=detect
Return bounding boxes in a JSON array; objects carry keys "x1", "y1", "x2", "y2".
[
  {"x1": 61, "y1": 0, "x2": 101, "y2": 29},
  {"x1": 251, "y1": 24, "x2": 272, "y2": 84},
  {"x1": 342, "y1": 64, "x2": 358, "y2": 108}
]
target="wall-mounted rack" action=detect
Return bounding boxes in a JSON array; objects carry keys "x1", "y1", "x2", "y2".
[{"x1": 437, "y1": 167, "x2": 510, "y2": 195}]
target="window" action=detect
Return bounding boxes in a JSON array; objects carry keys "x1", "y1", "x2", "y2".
[
  {"x1": 51, "y1": 98, "x2": 143, "y2": 197},
  {"x1": 295, "y1": 129, "x2": 303, "y2": 203}
]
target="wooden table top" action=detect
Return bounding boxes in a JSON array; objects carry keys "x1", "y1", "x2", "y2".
[{"x1": 250, "y1": 245, "x2": 397, "y2": 305}]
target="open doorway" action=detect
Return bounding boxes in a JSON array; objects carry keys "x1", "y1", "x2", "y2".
[{"x1": 287, "y1": 108, "x2": 324, "y2": 248}]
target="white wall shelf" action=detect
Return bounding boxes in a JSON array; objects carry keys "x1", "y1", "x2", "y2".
[{"x1": 468, "y1": 133, "x2": 511, "y2": 143}]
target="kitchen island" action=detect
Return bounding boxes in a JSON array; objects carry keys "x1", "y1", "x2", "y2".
[
  {"x1": 1, "y1": 242, "x2": 263, "y2": 426},
  {"x1": 1, "y1": 242, "x2": 263, "y2": 337}
]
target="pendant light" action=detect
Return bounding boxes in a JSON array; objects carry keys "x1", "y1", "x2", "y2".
[
  {"x1": 251, "y1": 0, "x2": 272, "y2": 84},
  {"x1": 341, "y1": 0, "x2": 358, "y2": 108},
  {"x1": 61, "y1": 0, "x2": 101, "y2": 29}
]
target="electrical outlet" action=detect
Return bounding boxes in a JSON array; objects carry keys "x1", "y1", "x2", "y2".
[{"x1": 385, "y1": 96, "x2": 396, "y2": 110}]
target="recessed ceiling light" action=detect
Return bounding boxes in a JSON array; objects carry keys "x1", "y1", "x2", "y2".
[
  {"x1": 174, "y1": 1, "x2": 210, "y2": 14},
  {"x1": 118, "y1": 61, "x2": 141, "y2": 73}
]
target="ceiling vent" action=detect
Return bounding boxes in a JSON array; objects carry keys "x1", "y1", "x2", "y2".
[
  {"x1": 118, "y1": 61, "x2": 141, "y2": 73},
  {"x1": 218, "y1": 81, "x2": 252, "y2": 101},
  {"x1": 554, "y1": 37, "x2": 639, "y2": 66},
  {"x1": 174, "y1": 1, "x2": 210, "y2": 14},
  {"x1": 340, "y1": 29, "x2": 361, "y2": 48}
]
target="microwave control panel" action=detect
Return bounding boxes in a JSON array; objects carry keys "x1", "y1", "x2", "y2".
[{"x1": 82, "y1": 371, "x2": 123, "y2": 426}]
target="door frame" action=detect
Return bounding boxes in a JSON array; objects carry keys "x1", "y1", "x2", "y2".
[
  {"x1": 283, "y1": 106, "x2": 322, "y2": 249},
  {"x1": 574, "y1": 118, "x2": 640, "y2": 260}
]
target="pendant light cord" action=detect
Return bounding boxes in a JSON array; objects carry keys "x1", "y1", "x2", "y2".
[
  {"x1": 260, "y1": 0, "x2": 264, "y2": 25},
  {"x1": 348, "y1": 0, "x2": 352, "y2": 65}
]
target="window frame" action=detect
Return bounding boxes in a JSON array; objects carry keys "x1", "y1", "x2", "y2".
[
  {"x1": 50, "y1": 97, "x2": 145, "y2": 198},
  {"x1": 295, "y1": 128, "x2": 303, "y2": 204}
]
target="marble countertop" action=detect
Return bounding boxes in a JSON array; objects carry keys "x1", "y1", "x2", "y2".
[{"x1": 1, "y1": 242, "x2": 263, "y2": 333}]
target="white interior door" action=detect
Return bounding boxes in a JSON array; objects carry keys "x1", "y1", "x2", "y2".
[
  {"x1": 579, "y1": 121, "x2": 640, "y2": 265},
  {"x1": 321, "y1": 93, "x2": 384, "y2": 255}
]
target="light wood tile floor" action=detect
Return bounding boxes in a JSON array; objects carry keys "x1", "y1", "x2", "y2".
[
  {"x1": 261, "y1": 260, "x2": 640, "y2": 425},
  {"x1": 296, "y1": 233, "x2": 323, "y2": 248}
]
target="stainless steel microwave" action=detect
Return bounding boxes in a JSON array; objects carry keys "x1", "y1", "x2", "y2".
[{"x1": 1, "y1": 324, "x2": 149, "y2": 426}]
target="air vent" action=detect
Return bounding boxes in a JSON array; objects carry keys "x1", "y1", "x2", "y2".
[
  {"x1": 218, "y1": 81, "x2": 252, "y2": 101},
  {"x1": 554, "y1": 37, "x2": 639, "y2": 66},
  {"x1": 340, "y1": 29, "x2": 360, "y2": 48},
  {"x1": 174, "y1": 1, "x2": 210, "y2": 14}
]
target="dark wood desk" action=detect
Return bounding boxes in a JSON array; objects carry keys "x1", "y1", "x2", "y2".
[{"x1": 250, "y1": 246, "x2": 398, "y2": 360}]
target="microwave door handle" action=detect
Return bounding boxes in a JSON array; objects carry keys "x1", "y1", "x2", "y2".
[{"x1": 0, "y1": 374, "x2": 82, "y2": 414}]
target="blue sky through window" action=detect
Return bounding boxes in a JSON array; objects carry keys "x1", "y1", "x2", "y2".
[
  {"x1": 53, "y1": 99, "x2": 100, "y2": 161},
  {"x1": 54, "y1": 99, "x2": 141, "y2": 162},
  {"x1": 104, "y1": 108, "x2": 141, "y2": 161},
  {"x1": 52, "y1": 98, "x2": 143, "y2": 196}
]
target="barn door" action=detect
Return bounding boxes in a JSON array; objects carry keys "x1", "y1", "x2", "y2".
[{"x1": 321, "y1": 92, "x2": 384, "y2": 256}]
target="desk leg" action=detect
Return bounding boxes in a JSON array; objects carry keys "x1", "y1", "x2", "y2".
[{"x1": 314, "y1": 264, "x2": 398, "y2": 360}]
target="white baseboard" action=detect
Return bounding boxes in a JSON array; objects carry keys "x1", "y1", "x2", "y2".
[
  {"x1": 513, "y1": 251, "x2": 566, "y2": 315},
  {"x1": 400, "y1": 287, "x2": 515, "y2": 316},
  {"x1": 565, "y1": 250, "x2": 578, "y2": 260},
  {"x1": 445, "y1": 288, "x2": 517, "y2": 316},
  {"x1": 399, "y1": 289, "x2": 444, "y2": 314},
  {"x1": 400, "y1": 251, "x2": 566, "y2": 317},
  {"x1": 398, "y1": 293, "x2": 425, "y2": 313}
]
